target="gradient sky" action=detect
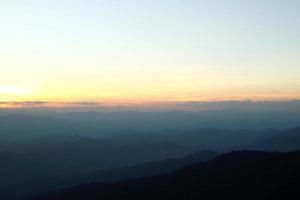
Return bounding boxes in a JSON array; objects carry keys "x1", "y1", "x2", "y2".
[{"x1": 0, "y1": 0, "x2": 299, "y2": 104}]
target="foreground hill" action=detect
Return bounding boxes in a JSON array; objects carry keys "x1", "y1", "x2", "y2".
[
  {"x1": 1, "y1": 151, "x2": 218, "y2": 200},
  {"x1": 36, "y1": 151, "x2": 300, "y2": 200}
]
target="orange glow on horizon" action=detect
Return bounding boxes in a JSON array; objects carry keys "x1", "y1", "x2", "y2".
[{"x1": 1, "y1": 95, "x2": 300, "y2": 110}]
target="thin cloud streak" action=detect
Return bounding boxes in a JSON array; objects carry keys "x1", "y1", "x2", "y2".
[{"x1": 0, "y1": 100, "x2": 300, "y2": 112}]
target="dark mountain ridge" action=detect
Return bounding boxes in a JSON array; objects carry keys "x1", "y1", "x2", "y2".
[
  {"x1": 1, "y1": 151, "x2": 218, "y2": 200},
  {"x1": 36, "y1": 150, "x2": 300, "y2": 200}
]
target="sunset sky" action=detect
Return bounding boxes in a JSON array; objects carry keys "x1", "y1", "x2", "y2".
[{"x1": 0, "y1": 0, "x2": 299, "y2": 106}]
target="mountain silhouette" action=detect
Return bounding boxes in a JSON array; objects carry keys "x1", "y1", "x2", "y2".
[
  {"x1": 1, "y1": 151, "x2": 218, "y2": 200},
  {"x1": 35, "y1": 151, "x2": 300, "y2": 200}
]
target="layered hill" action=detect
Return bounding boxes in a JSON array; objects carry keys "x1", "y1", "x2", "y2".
[{"x1": 36, "y1": 151, "x2": 300, "y2": 200}]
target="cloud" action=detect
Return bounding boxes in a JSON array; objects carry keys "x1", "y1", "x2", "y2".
[
  {"x1": 62, "y1": 102, "x2": 100, "y2": 106},
  {"x1": 0, "y1": 101, "x2": 101, "y2": 108},
  {"x1": 0, "y1": 100, "x2": 300, "y2": 112},
  {"x1": 176, "y1": 100, "x2": 300, "y2": 111}
]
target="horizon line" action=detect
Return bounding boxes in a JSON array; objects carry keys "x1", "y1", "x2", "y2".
[{"x1": 1, "y1": 99, "x2": 300, "y2": 109}]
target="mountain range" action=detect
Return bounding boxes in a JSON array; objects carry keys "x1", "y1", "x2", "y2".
[{"x1": 35, "y1": 150, "x2": 300, "y2": 200}]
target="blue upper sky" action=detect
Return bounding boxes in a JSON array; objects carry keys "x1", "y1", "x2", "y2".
[{"x1": 0, "y1": 0, "x2": 299, "y2": 104}]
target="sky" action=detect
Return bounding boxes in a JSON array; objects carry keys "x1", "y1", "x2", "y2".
[{"x1": 0, "y1": 0, "x2": 300, "y2": 106}]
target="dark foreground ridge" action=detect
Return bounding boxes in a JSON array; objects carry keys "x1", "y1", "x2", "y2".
[
  {"x1": 33, "y1": 150, "x2": 300, "y2": 200},
  {"x1": 4, "y1": 150, "x2": 217, "y2": 200}
]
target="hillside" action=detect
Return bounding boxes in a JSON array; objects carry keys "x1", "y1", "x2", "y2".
[
  {"x1": 35, "y1": 151, "x2": 300, "y2": 200},
  {"x1": 1, "y1": 151, "x2": 218, "y2": 200}
]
